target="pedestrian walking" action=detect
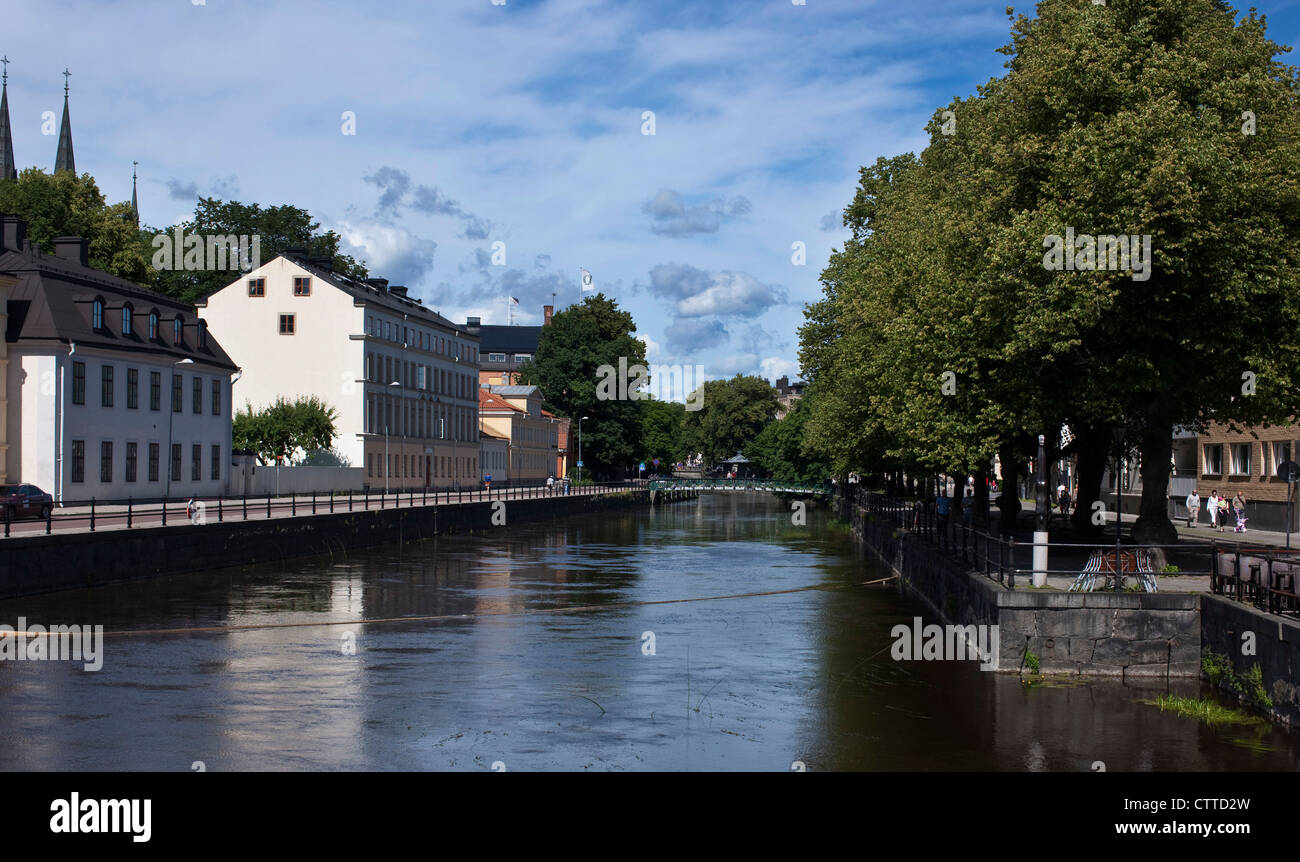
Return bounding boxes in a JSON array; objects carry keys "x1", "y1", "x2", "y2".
[
  {"x1": 1207, "y1": 490, "x2": 1220, "y2": 530},
  {"x1": 547, "y1": 475, "x2": 555, "y2": 495},
  {"x1": 1218, "y1": 494, "x2": 1230, "y2": 532},
  {"x1": 1185, "y1": 489, "x2": 1201, "y2": 527},
  {"x1": 563, "y1": 475, "x2": 571, "y2": 495},
  {"x1": 936, "y1": 493, "x2": 951, "y2": 534},
  {"x1": 1233, "y1": 492, "x2": 1248, "y2": 532},
  {"x1": 962, "y1": 487, "x2": 974, "y2": 527},
  {"x1": 1057, "y1": 485, "x2": 1071, "y2": 525}
]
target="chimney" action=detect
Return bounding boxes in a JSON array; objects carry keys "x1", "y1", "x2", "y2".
[
  {"x1": 466, "y1": 316, "x2": 481, "y2": 334},
  {"x1": 543, "y1": 304, "x2": 553, "y2": 326},
  {"x1": 365, "y1": 277, "x2": 389, "y2": 292},
  {"x1": 53, "y1": 236, "x2": 89, "y2": 266},
  {"x1": 390, "y1": 285, "x2": 408, "y2": 298},
  {"x1": 1, "y1": 215, "x2": 27, "y2": 253}
]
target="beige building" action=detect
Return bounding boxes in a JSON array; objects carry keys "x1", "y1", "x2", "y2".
[
  {"x1": 1192, "y1": 421, "x2": 1299, "y2": 530},
  {"x1": 478, "y1": 385, "x2": 558, "y2": 485},
  {"x1": 198, "y1": 253, "x2": 480, "y2": 490}
]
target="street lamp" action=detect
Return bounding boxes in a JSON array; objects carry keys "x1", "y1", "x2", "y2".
[
  {"x1": 578, "y1": 416, "x2": 589, "y2": 485},
  {"x1": 386, "y1": 380, "x2": 400, "y2": 493},
  {"x1": 165, "y1": 357, "x2": 194, "y2": 499}
]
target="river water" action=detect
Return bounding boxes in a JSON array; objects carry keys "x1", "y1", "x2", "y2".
[{"x1": 0, "y1": 494, "x2": 1296, "y2": 771}]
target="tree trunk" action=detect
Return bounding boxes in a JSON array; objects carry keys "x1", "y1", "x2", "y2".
[
  {"x1": 998, "y1": 443, "x2": 1022, "y2": 530},
  {"x1": 973, "y1": 468, "x2": 990, "y2": 522},
  {"x1": 1070, "y1": 425, "x2": 1109, "y2": 537},
  {"x1": 1133, "y1": 399, "x2": 1178, "y2": 545}
]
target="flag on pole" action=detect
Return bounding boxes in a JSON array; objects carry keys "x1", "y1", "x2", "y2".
[
  {"x1": 510, "y1": 296, "x2": 519, "y2": 305},
  {"x1": 580, "y1": 268, "x2": 593, "y2": 291}
]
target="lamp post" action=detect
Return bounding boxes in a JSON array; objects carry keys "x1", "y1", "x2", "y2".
[
  {"x1": 578, "y1": 415, "x2": 589, "y2": 485},
  {"x1": 1032, "y1": 433, "x2": 1049, "y2": 587},
  {"x1": 165, "y1": 357, "x2": 194, "y2": 500}
]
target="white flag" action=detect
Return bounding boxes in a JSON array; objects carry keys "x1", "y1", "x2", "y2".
[
  {"x1": 580, "y1": 268, "x2": 593, "y2": 291},
  {"x1": 510, "y1": 296, "x2": 519, "y2": 305}
]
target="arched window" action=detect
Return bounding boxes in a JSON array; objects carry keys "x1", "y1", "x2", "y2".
[
  {"x1": 91, "y1": 296, "x2": 105, "y2": 331},
  {"x1": 148, "y1": 309, "x2": 159, "y2": 341},
  {"x1": 174, "y1": 317, "x2": 183, "y2": 345},
  {"x1": 122, "y1": 303, "x2": 133, "y2": 336}
]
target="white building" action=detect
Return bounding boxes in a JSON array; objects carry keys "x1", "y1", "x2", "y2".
[
  {"x1": 0, "y1": 216, "x2": 236, "y2": 503},
  {"x1": 198, "y1": 252, "x2": 481, "y2": 489}
]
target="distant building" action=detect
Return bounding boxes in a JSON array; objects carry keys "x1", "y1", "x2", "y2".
[
  {"x1": 478, "y1": 385, "x2": 558, "y2": 485},
  {"x1": 774, "y1": 375, "x2": 806, "y2": 420},
  {"x1": 542, "y1": 409, "x2": 570, "y2": 479},
  {"x1": 479, "y1": 430, "x2": 508, "y2": 485},
  {"x1": 198, "y1": 253, "x2": 480, "y2": 490},
  {"x1": 466, "y1": 304, "x2": 552, "y2": 386},
  {"x1": 0, "y1": 215, "x2": 236, "y2": 502}
]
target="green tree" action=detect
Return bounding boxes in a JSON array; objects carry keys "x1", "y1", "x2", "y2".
[
  {"x1": 233, "y1": 396, "x2": 339, "y2": 465},
  {"x1": 515, "y1": 293, "x2": 646, "y2": 479},
  {"x1": 0, "y1": 169, "x2": 150, "y2": 281},
  {"x1": 147, "y1": 198, "x2": 368, "y2": 304},
  {"x1": 682, "y1": 374, "x2": 778, "y2": 464},
  {"x1": 747, "y1": 395, "x2": 831, "y2": 482},
  {"x1": 641, "y1": 398, "x2": 687, "y2": 468}
]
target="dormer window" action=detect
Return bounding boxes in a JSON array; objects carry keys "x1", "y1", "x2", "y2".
[
  {"x1": 122, "y1": 304, "x2": 133, "y2": 337},
  {"x1": 174, "y1": 317, "x2": 183, "y2": 345},
  {"x1": 198, "y1": 319, "x2": 208, "y2": 350},
  {"x1": 91, "y1": 296, "x2": 105, "y2": 331},
  {"x1": 148, "y1": 310, "x2": 159, "y2": 341}
]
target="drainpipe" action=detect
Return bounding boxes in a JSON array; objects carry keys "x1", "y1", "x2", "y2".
[{"x1": 55, "y1": 341, "x2": 75, "y2": 505}]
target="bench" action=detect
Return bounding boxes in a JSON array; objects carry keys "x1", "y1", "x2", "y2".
[{"x1": 1070, "y1": 548, "x2": 1157, "y2": 593}]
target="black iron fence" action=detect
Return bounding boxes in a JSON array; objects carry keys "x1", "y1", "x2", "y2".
[
  {"x1": 2, "y1": 482, "x2": 635, "y2": 539},
  {"x1": 840, "y1": 485, "x2": 1299, "y2": 616}
]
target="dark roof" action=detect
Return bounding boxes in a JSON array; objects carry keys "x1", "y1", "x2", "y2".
[
  {"x1": 261, "y1": 253, "x2": 475, "y2": 338},
  {"x1": 478, "y1": 324, "x2": 541, "y2": 354},
  {"x1": 0, "y1": 244, "x2": 238, "y2": 370}
]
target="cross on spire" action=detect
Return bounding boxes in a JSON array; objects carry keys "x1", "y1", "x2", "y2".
[
  {"x1": 63, "y1": 67, "x2": 70, "y2": 97},
  {"x1": 1, "y1": 57, "x2": 9, "y2": 87}
]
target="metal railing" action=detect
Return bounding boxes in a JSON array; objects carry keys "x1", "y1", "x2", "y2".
[
  {"x1": 1, "y1": 482, "x2": 636, "y2": 539},
  {"x1": 839, "y1": 485, "x2": 1299, "y2": 615},
  {"x1": 649, "y1": 477, "x2": 832, "y2": 495}
]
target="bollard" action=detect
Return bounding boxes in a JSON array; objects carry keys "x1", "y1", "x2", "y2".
[
  {"x1": 162, "y1": 497, "x2": 168, "y2": 526},
  {"x1": 312, "y1": 493, "x2": 317, "y2": 515},
  {"x1": 267, "y1": 495, "x2": 272, "y2": 519},
  {"x1": 128, "y1": 497, "x2": 133, "y2": 529},
  {"x1": 243, "y1": 494, "x2": 247, "y2": 520},
  {"x1": 218, "y1": 498, "x2": 223, "y2": 522},
  {"x1": 90, "y1": 498, "x2": 96, "y2": 532},
  {"x1": 329, "y1": 493, "x2": 334, "y2": 514},
  {"x1": 292, "y1": 493, "x2": 296, "y2": 516}
]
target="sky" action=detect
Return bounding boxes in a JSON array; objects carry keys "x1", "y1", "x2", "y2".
[{"x1": 4, "y1": 0, "x2": 1300, "y2": 394}]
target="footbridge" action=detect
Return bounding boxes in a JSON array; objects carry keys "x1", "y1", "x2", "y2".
[{"x1": 648, "y1": 477, "x2": 832, "y2": 503}]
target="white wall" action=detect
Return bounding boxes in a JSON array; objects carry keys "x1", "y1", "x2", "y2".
[{"x1": 228, "y1": 464, "x2": 365, "y2": 496}]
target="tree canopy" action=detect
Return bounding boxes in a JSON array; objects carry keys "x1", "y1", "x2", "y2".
[
  {"x1": 682, "y1": 374, "x2": 778, "y2": 464},
  {"x1": 233, "y1": 396, "x2": 339, "y2": 465}
]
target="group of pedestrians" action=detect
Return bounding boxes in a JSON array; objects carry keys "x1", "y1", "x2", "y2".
[{"x1": 1184, "y1": 489, "x2": 1247, "y2": 532}]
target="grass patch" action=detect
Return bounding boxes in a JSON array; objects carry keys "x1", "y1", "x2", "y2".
[
  {"x1": 1203, "y1": 652, "x2": 1273, "y2": 708},
  {"x1": 1143, "y1": 694, "x2": 1266, "y2": 728}
]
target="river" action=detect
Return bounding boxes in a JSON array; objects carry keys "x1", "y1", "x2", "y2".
[{"x1": 0, "y1": 493, "x2": 1295, "y2": 771}]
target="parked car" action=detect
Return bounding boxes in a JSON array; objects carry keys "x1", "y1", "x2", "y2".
[{"x1": 0, "y1": 484, "x2": 53, "y2": 521}]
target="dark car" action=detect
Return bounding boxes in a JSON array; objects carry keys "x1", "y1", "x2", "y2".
[{"x1": 0, "y1": 484, "x2": 53, "y2": 521}]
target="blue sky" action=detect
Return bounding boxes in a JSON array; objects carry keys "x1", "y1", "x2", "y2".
[{"x1": 5, "y1": 0, "x2": 1300, "y2": 390}]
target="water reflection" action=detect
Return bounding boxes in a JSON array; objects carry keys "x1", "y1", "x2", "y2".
[{"x1": 0, "y1": 493, "x2": 1295, "y2": 771}]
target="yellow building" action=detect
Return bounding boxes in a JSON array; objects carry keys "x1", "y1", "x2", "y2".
[{"x1": 478, "y1": 385, "x2": 558, "y2": 486}]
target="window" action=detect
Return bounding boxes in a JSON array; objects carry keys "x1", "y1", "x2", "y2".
[
  {"x1": 1273, "y1": 441, "x2": 1293, "y2": 476},
  {"x1": 1204, "y1": 444, "x2": 1223, "y2": 476},
  {"x1": 1230, "y1": 443, "x2": 1252, "y2": 476},
  {"x1": 148, "y1": 443, "x2": 160, "y2": 482},
  {"x1": 174, "y1": 317, "x2": 183, "y2": 345},
  {"x1": 248, "y1": 278, "x2": 266, "y2": 297},
  {"x1": 192, "y1": 444, "x2": 202, "y2": 481},
  {"x1": 122, "y1": 304, "x2": 133, "y2": 336},
  {"x1": 514, "y1": 353, "x2": 532, "y2": 363},
  {"x1": 384, "y1": 322, "x2": 391, "y2": 340},
  {"x1": 488, "y1": 353, "x2": 506, "y2": 363},
  {"x1": 279, "y1": 314, "x2": 295, "y2": 335},
  {"x1": 170, "y1": 443, "x2": 182, "y2": 482},
  {"x1": 293, "y1": 276, "x2": 311, "y2": 296},
  {"x1": 211, "y1": 444, "x2": 221, "y2": 481},
  {"x1": 193, "y1": 377, "x2": 203, "y2": 414},
  {"x1": 101, "y1": 365, "x2": 114, "y2": 408},
  {"x1": 150, "y1": 371, "x2": 161, "y2": 411},
  {"x1": 148, "y1": 310, "x2": 158, "y2": 340},
  {"x1": 211, "y1": 379, "x2": 221, "y2": 416},
  {"x1": 125, "y1": 442, "x2": 137, "y2": 483},
  {"x1": 126, "y1": 368, "x2": 138, "y2": 409},
  {"x1": 172, "y1": 374, "x2": 183, "y2": 412},
  {"x1": 72, "y1": 361, "x2": 85, "y2": 405},
  {"x1": 100, "y1": 441, "x2": 113, "y2": 483},
  {"x1": 71, "y1": 440, "x2": 85, "y2": 483},
  {"x1": 91, "y1": 297, "x2": 104, "y2": 330},
  {"x1": 198, "y1": 320, "x2": 208, "y2": 350}
]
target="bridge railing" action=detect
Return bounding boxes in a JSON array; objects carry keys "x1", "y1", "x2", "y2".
[{"x1": 649, "y1": 477, "x2": 832, "y2": 495}]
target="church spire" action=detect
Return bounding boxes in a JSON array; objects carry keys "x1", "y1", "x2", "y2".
[
  {"x1": 0, "y1": 56, "x2": 16, "y2": 181},
  {"x1": 54, "y1": 67, "x2": 74, "y2": 174},
  {"x1": 131, "y1": 160, "x2": 139, "y2": 225}
]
